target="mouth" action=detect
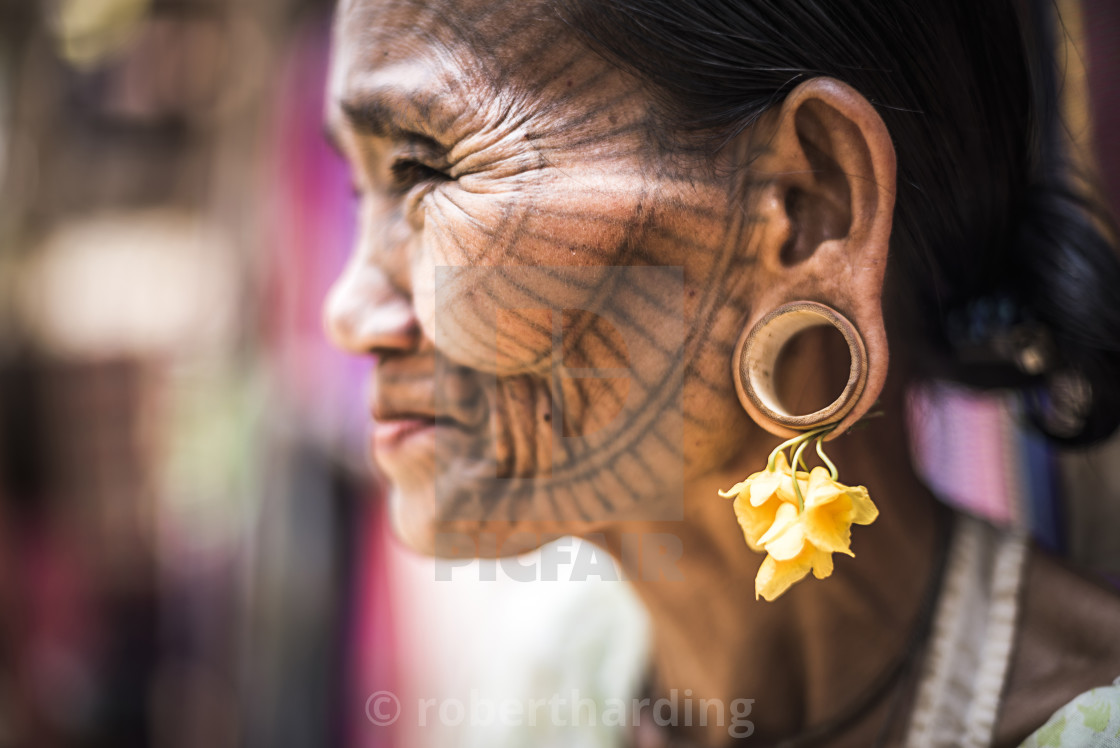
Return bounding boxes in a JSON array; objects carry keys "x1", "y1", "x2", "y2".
[
  {"x1": 366, "y1": 356, "x2": 556, "y2": 491},
  {"x1": 371, "y1": 414, "x2": 438, "y2": 451},
  {"x1": 370, "y1": 395, "x2": 476, "y2": 447},
  {"x1": 367, "y1": 351, "x2": 491, "y2": 458}
]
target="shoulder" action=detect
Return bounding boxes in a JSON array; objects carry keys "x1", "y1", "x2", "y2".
[
  {"x1": 995, "y1": 546, "x2": 1120, "y2": 746},
  {"x1": 1016, "y1": 680, "x2": 1120, "y2": 748}
]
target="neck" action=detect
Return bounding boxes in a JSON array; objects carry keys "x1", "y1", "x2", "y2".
[{"x1": 599, "y1": 378, "x2": 947, "y2": 745}]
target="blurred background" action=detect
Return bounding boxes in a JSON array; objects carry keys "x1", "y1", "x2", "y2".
[
  {"x1": 0, "y1": 0, "x2": 394, "y2": 746},
  {"x1": 0, "y1": 1, "x2": 1117, "y2": 748}
]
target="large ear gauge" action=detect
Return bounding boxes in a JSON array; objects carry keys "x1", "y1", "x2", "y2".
[
  {"x1": 718, "y1": 77, "x2": 894, "y2": 600},
  {"x1": 721, "y1": 300, "x2": 880, "y2": 602},
  {"x1": 734, "y1": 301, "x2": 869, "y2": 439}
]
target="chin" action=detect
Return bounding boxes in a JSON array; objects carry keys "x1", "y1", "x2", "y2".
[
  {"x1": 384, "y1": 481, "x2": 562, "y2": 559},
  {"x1": 372, "y1": 398, "x2": 684, "y2": 555},
  {"x1": 384, "y1": 481, "x2": 442, "y2": 556}
]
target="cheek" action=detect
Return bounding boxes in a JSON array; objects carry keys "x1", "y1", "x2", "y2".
[
  {"x1": 678, "y1": 258, "x2": 768, "y2": 476},
  {"x1": 411, "y1": 177, "x2": 646, "y2": 375},
  {"x1": 683, "y1": 370, "x2": 755, "y2": 474}
]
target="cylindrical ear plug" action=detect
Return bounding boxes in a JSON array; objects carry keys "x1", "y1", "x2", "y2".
[{"x1": 734, "y1": 301, "x2": 868, "y2": 436}]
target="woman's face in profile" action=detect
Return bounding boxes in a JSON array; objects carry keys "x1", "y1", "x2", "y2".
[{"x1": 325, "y1": 0, "x2": 767, "y2": 554}]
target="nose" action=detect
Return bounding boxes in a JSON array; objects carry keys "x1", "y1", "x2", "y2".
[{"x1": 323, "y1": 260, "x2": 421, "y2": 355}]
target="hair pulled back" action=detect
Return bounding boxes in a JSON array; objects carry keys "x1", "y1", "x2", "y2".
[{"x1": 557, "y1": 0, "x2": 1120, "y2": 445}]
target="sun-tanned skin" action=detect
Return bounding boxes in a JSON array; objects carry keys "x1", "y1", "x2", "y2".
[
  {"x1": 324, "y1": 1, "x2": 1120, "y2": 744},
  {"x1": 324, "y1": 0, "x2": 766, "y2": 552}
]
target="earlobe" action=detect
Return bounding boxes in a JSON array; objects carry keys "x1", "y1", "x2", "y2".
[{"x1": 737, "y1": 77, "x2": 896, "y2": 437}]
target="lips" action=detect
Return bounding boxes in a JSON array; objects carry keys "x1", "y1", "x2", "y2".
[
  {"x1": 367, "y1": 373, "x2": 442, "y2": 456},
  {"x1": 368, "y1": 352, "x2": 559, "y2": 483},
  {"x1": 371, "y1": 416, "x2": 437, "y2": 454},
  {"x1": 368, "y1": 381, "x2": 443, "y2": 456},
  {"x1": 370, "y1": 352, "x2": 479, "y2": 421},
  {"x1": 367, "y1": 352, "x2": 492, "y2": 465}
]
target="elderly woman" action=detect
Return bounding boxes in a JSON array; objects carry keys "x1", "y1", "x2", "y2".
[{"x1": 323, "y1": 0, "x2": 1120, "y2": 744}]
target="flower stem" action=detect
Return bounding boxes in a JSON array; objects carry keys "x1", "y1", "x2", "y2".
[
  {"x1": 815, "y1": 435, "x2": 839, "y2": 481},
  {"x1": 766, "y1": 423, "x2": 840, "y2": 503},
  {"x1": 791, "y1": 438, "x2": 813, "y2": 510}
]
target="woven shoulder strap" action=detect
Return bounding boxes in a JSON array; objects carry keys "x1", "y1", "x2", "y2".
[{"x1": 904, "y1": 514, "x2": 1029, "y2": 747}]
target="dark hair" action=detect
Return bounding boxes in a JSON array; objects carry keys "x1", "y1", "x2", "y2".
[{"x1": 556, "y1": 0, "x2": 1120, "y2": 445}]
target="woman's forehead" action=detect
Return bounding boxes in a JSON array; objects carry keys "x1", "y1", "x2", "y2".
[
  {"x1": 327, "y1": 0, "x2": 628, "y2": 148},
  {"x1": 332, "y1": 0, "x2": 567, "y2": 83}
]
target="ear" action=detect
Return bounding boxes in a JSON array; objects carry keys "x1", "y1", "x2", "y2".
[{"x1": 737, "y1": 77, "x2": 897, "y2": 438}]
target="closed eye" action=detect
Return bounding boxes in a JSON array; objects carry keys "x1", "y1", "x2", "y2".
[{"x1": 389, "y1": 158, "x2": 448, "y2": 193}]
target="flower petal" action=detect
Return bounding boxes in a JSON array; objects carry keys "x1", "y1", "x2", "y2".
[
  {"x1": 847, "y1": 486, "x2": 879, "y2": 525},
  {"x1": 717, "y1": 479, "x2": 749, "y2": 499},
  {"x1": 777, "y1": 472, "x2": 809, "y2": 504},
  {"x1": 759, "y1": 503, "x2": 806, "y2": 561},
  {"x1": 749, "y1": 471, "x2": 784, "y2": 507},
  {"x1": 803, "y1": 498, "x2": 854, "y2": 555},
  {"x1": 804, "y1": 468, "x2": 845, "y2": 508},
  {"x1": 810, "y1": 549, "x2": 834, "y2": 579},
  {"x1": 755, "y1": 552, "x2": 813, "y2": 601},
  {"x1": 733, "y1": 494, "x2": 778, "y2": 551},
  {"x1": 718, "y1": 469, "x2": 766, "y2": 499},
  {"x1": 757, "y1": 501, "x2": 797, "y2": 545}
]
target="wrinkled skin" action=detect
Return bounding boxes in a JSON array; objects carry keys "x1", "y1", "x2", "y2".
[
  {"x1": 325, "y1": 0, "x2": 767, "y2": 554},
  {"x1": 321, "y1": 3, "x2": 934, "y2": 743},
  {"x1": 323, "y1": 2, "x2": 1120, "y2": 745}
]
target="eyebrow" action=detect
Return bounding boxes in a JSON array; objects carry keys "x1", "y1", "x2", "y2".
[{"x1": 335, "y1": 91, "x2": 447, "y2": 152}]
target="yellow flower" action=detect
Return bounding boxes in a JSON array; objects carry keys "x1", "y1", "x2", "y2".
[
  {"x1": 750, "y1": 467, "x2": 878, "y2": 601},
  {"x1": 718, "y1": 452, "x2": 807, "y2": 551},
  {"x1": 755, "y1": 543, "x2": 835, "y2": 602},
  {"x1": 720, "y1": 455, "x2": 879, "y2": 602},
  {"x1": 801, "y1": 467, "x2": 878, "y2": 556}
]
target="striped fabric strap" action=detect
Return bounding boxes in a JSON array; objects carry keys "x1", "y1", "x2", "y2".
[{"x1": 904, "y1": 514, "x2": 1029, "y2": 747}]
